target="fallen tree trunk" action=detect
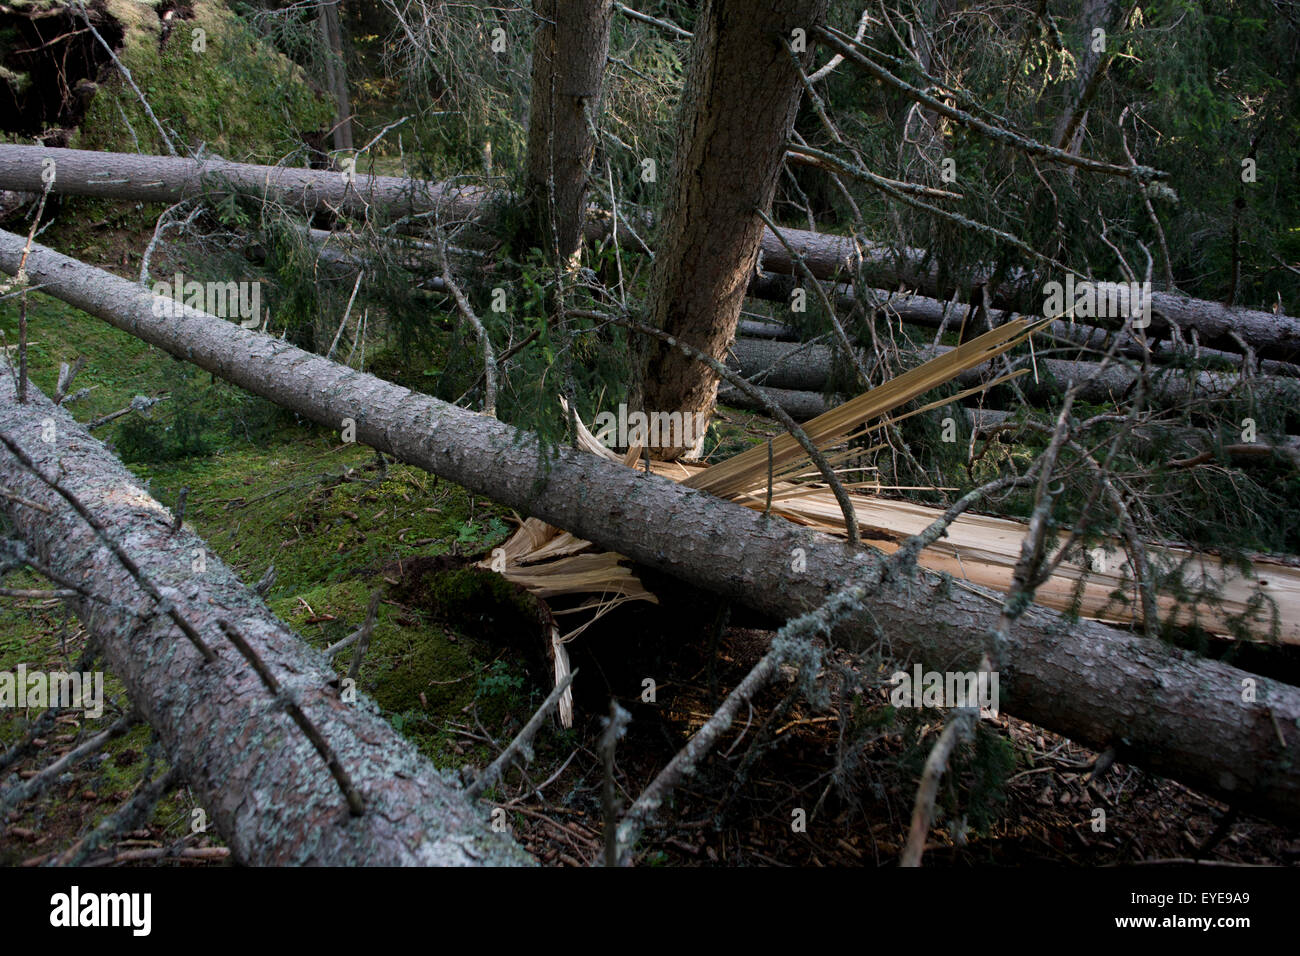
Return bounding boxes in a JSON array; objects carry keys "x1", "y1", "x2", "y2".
[
  {"x1": 719, "y1": 384, "x2": 1300, "y2": 468},
  {"x1": 963, "y1": 407, "x2": 1300, "y2": 466},
  {"x1": 4, "y1": 229, "x2": 1300, "y2": 826},
  {"x1": 718, "y1": 381, "x2": 829, "y2": 419},
  {"x1": 756, "y1": 236, "x2": 1300, "y2": 363},
  {"x1": 0, "y1": 378, "x2": 531, "y2": 865},
  {"x1": 725, "y1": 337, "x2": 835, "y2": 391},
  {"x1": 0, "y1": 145, "x2": 484, "y2": 221},
  {"x1": 744, "y1": 275, "x2": 1300, "y2": 378},
  {"x1": 728, "y1": 336, "x2": 1300, "y2": 423},
  {"x1": 4, "y1": 144, "x2": 1292, "y2": 361}
]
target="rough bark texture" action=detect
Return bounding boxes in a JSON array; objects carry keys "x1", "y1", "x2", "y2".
[
  {"x1": 4, "y1": 228, "x2": 1300, "y2": 826},
  {"x1": 3, "y1": 144, "x2": 1293, "y2": 361},
  {"x1": 744, "y1": 275, "x2": 1300, "y2": 378},
  {"x1": 757, "y1": 233, "x2": 1300, "y2": 363},
  {"x1": 638, "y1": 0, "x2": 830, "y2": 458},
  {"x1": 0, "y1": 146, "x2": 483, "y2": 221},
  {"x1": 0, "y1": 378, "x2": 531, "y2": 866},
  {"x1": 718, "y1": 381, "x2": 828, "y2": 419},
  {"x1": 1051, "y1": 0, "x2": 1124, "y2": 152},
  {"x1": 319, "y1": 0, "x2": 355, "y2": 152},
  {"x1": 728, "y1": 335, "x2": 1300, "y2": 421},
  {"x1": 525, "y1": 0, "x2": 613, "y2": 263},
  {"x1": 726, "y1": 336, "x2": 834, "y2": 391}
]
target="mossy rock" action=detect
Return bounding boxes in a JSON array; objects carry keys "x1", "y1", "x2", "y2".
[{"x1": 72, "y1": 0, "x2": 332, "y2": 161}]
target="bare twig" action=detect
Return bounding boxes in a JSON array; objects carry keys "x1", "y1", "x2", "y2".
[
  {"x1": 0, "y1": 712, "x2": 139, "y2": 814},
  {"x1": 815, "y1": 23, "x2": 1166, "y2": 181},
  {"x1": 0, "y1": 423, "x2": 217, "y2": 662},
  {"x1": 345, "y1": 587, "x2": 383, "y2": 684},
  {"x1": 217, "y1": 619, "x2": 365, "y2": 816},
  {"x1": 71, "y1": 2, "x2": 177, "y2": 155},
  {"x1": 467, "y1": 669, "x2": 578, "y2": 799},
  {"x1": 434, "y1": 232, "x2": 496, "y2": 416},
  {"x1": 600, "y1": 700, "x2": 632, "y2": 866}
]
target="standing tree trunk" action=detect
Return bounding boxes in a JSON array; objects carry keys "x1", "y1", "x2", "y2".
[
  {"x1": 638, "y1": 0, "x2": 830, "y2": 459},
  {"x1": 1051, "y1": 0, "x2": 1126, "y2": 152},
  {"x1": 525, "y1": 0, "x2": 614, "y2": 264},
  {"x1": 319, "y1": 0, "x2": 354, "y2": 153}
]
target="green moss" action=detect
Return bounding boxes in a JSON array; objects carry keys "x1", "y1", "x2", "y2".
[
  {"x1": 0, "y1": 285, "x2": 526, "y2": 829},
  {"x1": 392, "y1": 563, "x2": 548, "y2": 652},
  {"x1": 74, "y1": 0, "x2": 332, "y2": 162}
]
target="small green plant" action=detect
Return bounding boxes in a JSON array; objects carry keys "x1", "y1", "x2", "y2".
[
  {"x1": 454, "y1": 516, "x2": 508, "y2": 548},
  {"x1": 476, "y1": 659, "x2": 526, "y2": 704}
]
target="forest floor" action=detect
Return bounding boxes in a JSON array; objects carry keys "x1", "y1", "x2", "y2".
[{"x1": 1, "y1": 211, "x2": 1297, "y2": 867}]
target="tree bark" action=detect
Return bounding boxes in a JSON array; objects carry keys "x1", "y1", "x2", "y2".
[
  {"x1": 4, "y1": 228, "x2": 1300, "y2": 827},
  {"x1": 1051, "y1": 0, "x2": 1126, "y2": 152},
  {"x1": 728, "y1": 335, "x2": 1300, "y2": 422},
  {"x1": 759, "y1": 237, "x2": 1300, "y2": 363},
  {"x1": 525, "y1": 0, "x2": 613, "y2": 264},
  {"x1": 319, "y1": 0, "x2": 354, "y2": 153},
  {"x1": 0, "y1": 146, "x2": 483, "y2": 221},
  {"x1": 1, "y1": 143, "x2": 1295, "y2": 361},
  {"x1": 637, "y1": 0, "x2": 830, "y2": 459},
  {"x1": 726, "y1": 336, "x2": 834, "y2": 391},
  {"x1": 718, "y1": 381, "x2": 828, "y2": 419},
  {"x1": 743, "y1": 274, "x2": 1300, "y2": 378},
  {"x1": 0, "y1": 377, "x2": 530, "y2": 866}
]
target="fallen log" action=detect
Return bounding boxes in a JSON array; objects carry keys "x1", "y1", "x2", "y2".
[
  {"x1": 725, "y1": 337, "x2": 835, "y2": 391},
  {"x1": 0, "y1": 378, "x2": 531, "y2": 865},
  {"x1": 4, "y1": 228, "x2": 1300, "y2": 826},
  {"x1": 3, "y1": 144, "x2": 1293, "y2": 361},
  {"x1": 651, "y1": 452, "x2": 1300, "y2": 644},
  {"x1": 0, "y1": 145, "x2": 484, "y2": 222},
  {"x1": 718, "y1": 381, "x2": 829, "y2": 419},
  {"x1": 754, "y1": 238, "x2": 1300, "y2": 363},
  {"x1": 744, "y1": 276, "x2": 1300, "y2": 378},
  {"x1": 719, "y1": 383, "x2": 1300, "y2": 468},
  {"x1": 728, "y1": 336, "x2": 1300, "y2": 423}
]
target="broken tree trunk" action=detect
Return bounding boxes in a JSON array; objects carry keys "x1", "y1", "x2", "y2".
[
  {"x1": 4, "y1": 228, "x2": 1300, "y2": 826},
  {"x1": 2, "y1": 144, "x2": 1294, "y2": 361},
  {"x1": 0, "y1": 377, "x2": 531, "y2": 865},
  {"x1": 637, "y1": 0, "x2": 829, "y2": 459},
  {"x1": 756, "y1": 235, "x2": 1300, "y2": 363},
  {"x1": 744, "y1": 275, "x2": 1300, "y2": 378}
]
